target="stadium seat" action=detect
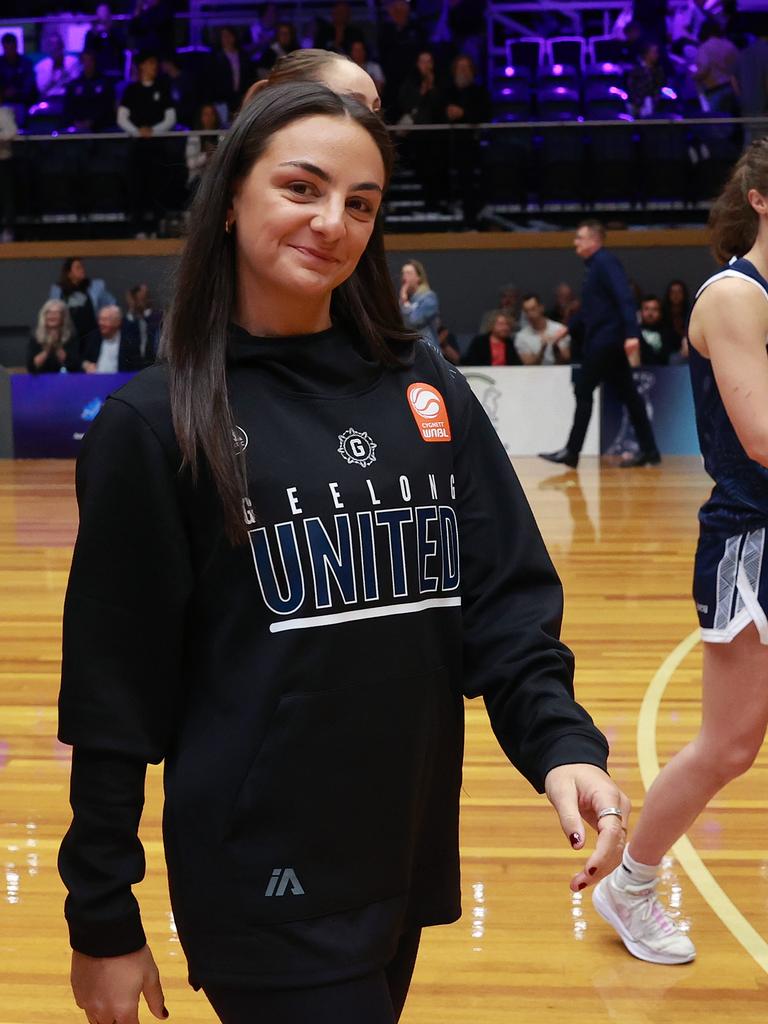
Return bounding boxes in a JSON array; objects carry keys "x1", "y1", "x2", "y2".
[
  {"x1": 539, "y1": 63, "x2": 580, "y2": 89},
  {"x1": 493, "y1": 79, "x2": 533, "y2": 122},
  {"x1": 537, "y1": 84, "x2": 580, "y2": 121},
  {"x1": 587, "y1": 35, "x2": 628, "y2": 66},
  {"x1": 546, "y1": 37, "x2": 586, "y2": 72},
  {"x1": 505, "y1": 37, "x2": 545, "y2": 77}
]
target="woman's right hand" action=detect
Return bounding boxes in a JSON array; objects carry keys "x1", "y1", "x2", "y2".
[{"x1": 71, "y1": 945, "x2": 168, "y2": 1024}]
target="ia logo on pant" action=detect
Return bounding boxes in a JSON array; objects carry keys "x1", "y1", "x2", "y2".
[{"x1": 265, "y1": 867, "x2": 305, "y2": 897}]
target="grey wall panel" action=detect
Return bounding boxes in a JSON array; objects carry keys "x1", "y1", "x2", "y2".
[{"x1": 0, "y1": 246, "x2": 717, "y2": 343}]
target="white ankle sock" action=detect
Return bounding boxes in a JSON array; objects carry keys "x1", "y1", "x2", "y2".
[{"x1": 614, "y1": 846, "x2": 660, "y2": 888}]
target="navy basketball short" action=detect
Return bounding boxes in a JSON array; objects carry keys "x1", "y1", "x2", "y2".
[{"x1": 693, "y1": 526, "x2": 768, "y2": 644}]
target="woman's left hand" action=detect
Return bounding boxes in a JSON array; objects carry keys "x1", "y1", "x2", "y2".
[{"x1": 544, "y1": 763, "x2": 631, "y2": 892}]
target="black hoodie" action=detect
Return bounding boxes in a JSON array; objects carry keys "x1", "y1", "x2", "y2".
[{"x1": 58, "y1": 326, "x2": 608, "y2": 991}]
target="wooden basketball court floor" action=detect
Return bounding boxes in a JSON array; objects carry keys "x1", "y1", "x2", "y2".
[{"x1": 2, "y1": 455, "x2": 768, "y2": 1024}]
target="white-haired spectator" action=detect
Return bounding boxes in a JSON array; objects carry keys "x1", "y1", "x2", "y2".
[
  {"x1": 27, "y1": 299, "x2": 79, "y2": 374},
  {"x1": 81, "y1": 306, "x2": 142, "y2": 373}
]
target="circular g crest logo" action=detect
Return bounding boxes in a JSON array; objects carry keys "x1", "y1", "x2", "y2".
[{"x1": 337, "y1": 427, "x2": 377, "y2": 468}]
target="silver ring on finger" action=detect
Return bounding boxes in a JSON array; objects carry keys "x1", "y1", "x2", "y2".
[{"x1": 597, "y1": 806, "x2": 624, "y2": 821}]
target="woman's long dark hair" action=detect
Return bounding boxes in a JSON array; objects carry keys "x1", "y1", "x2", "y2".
[
  {"x1": 57, "y1": 257, "x2": 89, "y2": 296},
  {"x1": 709, "y1": 138, "x2": 768, "y2": 264},
  {"x1": 162, "y1": 81, "x2": 415, "y2": 544}
]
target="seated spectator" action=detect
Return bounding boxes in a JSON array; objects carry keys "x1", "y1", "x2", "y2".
[
  {"x1": 463, "y1": 312, "x2": 521, "y2": 366},
  {"x1": 84, "y1": 4, "x2": 127, "y2": 79},
  {"x1": 27, "y1": 299, "x2": 79, "y2": 374},
  {"x1": 0, "y1": 33, "x2": 36, "y2": 125},
  {"x1": 397, "y1": 50, "x2": 443, "y2": 125},
  {"x1": 547, "y1": 281, "x2": 579, "y2": 324},
  {"x1": 694, "y1": 20, "x2": 739, "y2": 117},
  {"x1": 444, "y1": 54, "x2": 490, "y2": 125},
  {"x1": 125, "y1": 282, "x2": 162, "y2": 364},
  {"x1": 213, "y1": 26, "x2": 255, "y2": 122},
  {"x1": 81, "y1": 305, "x2": 142, "y2": 373},
  {"x1": 0, "y1": 84, "x2": 16, "y2": 243},
  {"x1": 437, "y1": 322, "x2": 461, "y2": 365},
  {"x1": 378, "y1": 0, "x2": 426, "y2": 118},
  {"x1": 117, "y1": 52, "x2": 176, "y2": 232},
  {"x1": 349, "y1": 40, "x2": 385, "y2": 101},
  {"x1": 478, "y1": 283, "x2": 521, "y2": 334},
  {"x1": 315, "y1": 2, "x2": 365, "y2": 54},
  {"x1": 130, "y1": 0, "x2": 174, "y2": 58},
  {"x1": 662, "y1": 278, "x2": 691, "y2": 351},
  {"x1": 50, "y1": 257, "x2": 115, "y2": 343},
  {"x1": 399, "y1": 259, "x2": 440, "y2": 353},
  {"x1": 514, "y1": 293, "x2": 570, "y2": 365},
  {"x1": 35, "y1": 32, "x2": 80, "y2": 104},
  {"x1": 64, "y1": 50, "x2": 114, "y2": 131},
  {"x1": 186, "y1": 102, "x2": 222, "y2": 193},
  {"x1": 256, "y1": 22, "x2": 301, "y2": 77},
  {"x1": 161, "y1": 53, "x2": 197, "y2": 129},
  {"x1": 627, "y1": 39, "x2": 666, "y2": 117},
  {"x1": 634, "y1": 294, "x2": 680, "y2": 365}
]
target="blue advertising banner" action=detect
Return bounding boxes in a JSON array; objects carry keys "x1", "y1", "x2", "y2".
[
  {"x1": 11, "y1": 374, "x2": 135, "y2": 458},
  {"x1": 600, "y1": 365, "x2": 699, "y2": 456}
]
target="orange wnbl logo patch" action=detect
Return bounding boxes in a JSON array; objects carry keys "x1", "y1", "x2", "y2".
[{"x1": 406, "y1": 383, "x2": 452, "y2": 442}]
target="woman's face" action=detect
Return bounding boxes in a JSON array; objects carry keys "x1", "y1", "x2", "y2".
[
  {"x1": 668, "y1": 282, "x2": 685, "y2": 305},
  {"x1": 318, "y1": 59, "x2": 381, "y2": 113},
  {"x1": 401, "y1": 263, "x2": 419, "y2": 291},
  {"x1": 45, "y1": 306, "x2": 63, "y2": 331},
  {"x1": 68, "y1": 259, "x2": 86, "y2": 284},
  {"x1": 417, "y1": 52, "x2": 434, "y2": 78},
  {"x1": 232, "y1": 114, "x2": 385, "y2": 307},
  {"x1": 200, "y1": 104, "x2": 217, "y2": 129}
]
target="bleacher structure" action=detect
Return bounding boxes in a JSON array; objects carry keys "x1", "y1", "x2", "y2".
[{"x1": 0, "y1": 0, "x2": 756, "y2": 237}]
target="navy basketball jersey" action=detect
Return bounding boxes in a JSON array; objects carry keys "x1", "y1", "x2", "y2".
[{"x1": 689, "y1": 257, "x2": 768, "y2": 533}]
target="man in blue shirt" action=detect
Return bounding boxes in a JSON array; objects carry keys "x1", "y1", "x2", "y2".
[{"x1": 539, "y1": 220, "x2": 660, "y2": 468}]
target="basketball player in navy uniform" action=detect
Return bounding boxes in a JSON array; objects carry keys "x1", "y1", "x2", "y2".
[
  {"x1": 593, "y1": 139, "x2": 768, "y2": 964},
  {"x1": 58, "y1": 82, "x2": 630, "y2": 1023}
]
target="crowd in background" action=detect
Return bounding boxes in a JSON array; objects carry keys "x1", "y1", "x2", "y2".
[
  {"x1": 0, "y1": 2, "x2": 766, "y2": 239},
  {"x1": 27, "y1": 256, "x2": 160, "y2": 374},
  {"x1": 26, "y1": 253, "x2": 692, "y2": 376}
]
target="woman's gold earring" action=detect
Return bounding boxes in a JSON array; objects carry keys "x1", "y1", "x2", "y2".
[{"x1": 225, "y1": 218, "x2": 233, "y2": 234}]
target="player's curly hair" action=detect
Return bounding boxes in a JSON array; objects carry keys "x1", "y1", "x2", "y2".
[{"x1": 709, "y1": 138, "x2": 768, "y2": 263}]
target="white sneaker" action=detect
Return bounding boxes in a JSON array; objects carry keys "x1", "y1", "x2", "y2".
[{"x1": 592, "y1": 871, "x2": 696, "y2": 964}]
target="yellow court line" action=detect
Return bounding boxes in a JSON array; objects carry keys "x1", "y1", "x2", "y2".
[{"x1": 637, "y1": 628, "x2": 768, "y2": 974}]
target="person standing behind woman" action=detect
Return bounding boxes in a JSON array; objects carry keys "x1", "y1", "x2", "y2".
[
  {"x1": 241, "y1": 48, "x2": 383, "y2": 114},
  {"x1": 399, "y1": 258, "x2": 440, "y2": 353},
  {"x1": 27, "y1": 299, "x2": 79, "y2": 373},
  {"x1": 593, "y1": 138, "x2": 768, "y2": 966},
  {"x1": 50, "y1": 257, "x2": 115, "y2": 345},
  {"x1": 59, "y1": 82, "x2": 628, "y2": 1024}
]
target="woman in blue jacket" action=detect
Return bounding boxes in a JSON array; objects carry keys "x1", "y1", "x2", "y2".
[{"x1": 399, "y1": 258, "x2": 441, "y2": 353}]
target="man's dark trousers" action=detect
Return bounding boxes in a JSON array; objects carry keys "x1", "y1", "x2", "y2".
[{"x1": 567, "y1": 344, "x2": 657, "y2": 455}]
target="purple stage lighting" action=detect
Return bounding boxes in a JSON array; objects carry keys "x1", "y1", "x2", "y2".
[{"x1": 505, "y1": 66, "x2": 514, "y2": 77}]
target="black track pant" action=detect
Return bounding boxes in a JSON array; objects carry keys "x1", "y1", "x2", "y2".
[
  {"x1": 567, "y1": 344, "x2": 658, "y2": 455},
  {"x1": 203, "y1": 928, "x2": 421, "y2": 1024}
]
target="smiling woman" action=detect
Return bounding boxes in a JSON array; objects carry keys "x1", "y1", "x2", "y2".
[{"x1": 57, "y1": 81, "x2": 628, "y2": 1024}]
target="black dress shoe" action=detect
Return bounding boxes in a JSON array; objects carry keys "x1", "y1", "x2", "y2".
[
  {"x1": 539, "y1": 447, "x2": 579, "y2": 468},
  {"x1": 619, "y1": 450, "x2": 662, "y2": 468}
]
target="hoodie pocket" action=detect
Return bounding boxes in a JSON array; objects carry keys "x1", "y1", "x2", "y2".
[{"x1": 223, "y1": 666, "x2": 453, "y2": 924}]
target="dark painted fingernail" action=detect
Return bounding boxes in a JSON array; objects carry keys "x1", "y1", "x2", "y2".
[
  {"x1": 162, "y1": 1008, "x2": 169, "y2": 1019},
  {"x1": 578, "y1": 882, "x2": 587, "y2": 891},
  {"x1": 588, "y1": 866, "x2": 597, "y2": 876},
  {"x1": 569, "y1": 832, "x2": 582, "y2": 847}
]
